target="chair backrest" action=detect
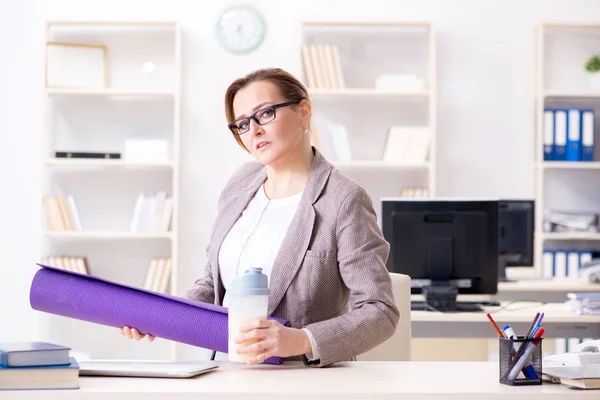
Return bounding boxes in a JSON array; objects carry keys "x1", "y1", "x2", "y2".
[{"x1": 356, "y1": 273, "x2": 411, "y2": 361}]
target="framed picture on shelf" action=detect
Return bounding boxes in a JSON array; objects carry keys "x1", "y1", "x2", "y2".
[{"x1": 45, "y1": 41, "x2": 109, "y2": 89}]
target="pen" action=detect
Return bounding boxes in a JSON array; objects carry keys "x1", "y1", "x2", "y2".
[
  {"x1": 503, "y1": 325, "x2": 539, "y2": 381},
  {"x1": 486, "y1": 313, "x2": 505, "y2": 338},
  {"x1": 514, "y1": 312, "x2": 540, "y2": 360},
  {"x1": 506, "y1": 327, "x2": 545, "y2": 383},
  {"x1": 525, "y1": 312, "x2": 540, "y2": 338},
  {"x1": 529, "y1": 313, "x2": 545, "y2": 339}
]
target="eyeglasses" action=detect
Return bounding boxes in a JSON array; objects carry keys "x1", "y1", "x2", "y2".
[{"x1": 228, "y1": 100, "x2": 301, "y2": 136}]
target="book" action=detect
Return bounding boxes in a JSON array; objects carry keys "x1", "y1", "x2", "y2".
[
  {"x1": 0, "y1": 357, "x2": 79, "y2": 390},
  {"x1": 544, "y1": 365, "x2": 600, "y2": 390},
  {"x1": 0, "y1": 342, "x2": 71, "y2": 367}
]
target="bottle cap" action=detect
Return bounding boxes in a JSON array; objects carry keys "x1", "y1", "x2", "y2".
[{"x1": 229, "y1": 267, "x2": 270, "y2": 296}]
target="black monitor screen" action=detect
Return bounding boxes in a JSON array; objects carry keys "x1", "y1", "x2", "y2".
[
  {"x1": 499, "y1": 200, "x2": 534, "y2": 267},
  {"x1": 382, "y1": 199, "x2": 499, "y2": 296}
]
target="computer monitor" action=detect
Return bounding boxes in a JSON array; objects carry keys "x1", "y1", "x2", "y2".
[
  {"x1": 381, "y1": 198, "x2": 499, "y2": 312},
  {"x1": 498, "y1": 200, "x2": 535, "y2": 282}
]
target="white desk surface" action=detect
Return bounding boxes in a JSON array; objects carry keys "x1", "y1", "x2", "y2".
[
  {"x1": 411, "y1": 302, "x2": 596, "y2": 323},
  {"x1": 498, "y1": 278, "x2": 600, "y2": 293},
  {"x1": 2, "y1": 361, "x2": 595, "y2": 400},
  {"x1": 411, "y1": 302, "x2": 600, "y2": 338}
]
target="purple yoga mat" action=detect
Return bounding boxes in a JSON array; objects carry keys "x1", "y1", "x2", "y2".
[{"x1": 30, "y1": 264, "x2": 288, "y2": 365}]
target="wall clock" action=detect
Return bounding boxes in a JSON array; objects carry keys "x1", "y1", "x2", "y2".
[{"x1": 216, "y1": 5, "x2": 266, "y2": 55}]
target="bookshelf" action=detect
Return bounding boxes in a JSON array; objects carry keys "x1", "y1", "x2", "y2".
[
  {"x1": 533, "y1": 24, "x2": 599, "y2": 354},
  {"x1": 38, "y1": 21, "x2": 181, "y2": 362},
  {"x1": 299, "y1": 21, "x2": 436, "y2": 223},
  {"x1": 533, "y1": 23, "x2": 600, "y2": 281}
]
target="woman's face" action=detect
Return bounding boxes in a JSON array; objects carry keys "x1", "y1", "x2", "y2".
[{"x1": 232, "y1": 80, "x2": 309, "y2": 166}]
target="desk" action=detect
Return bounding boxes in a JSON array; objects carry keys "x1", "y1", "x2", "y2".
[
  {"x1": 1, "y1": 361, "x2": 595, "y2": 400},
  {"x1": 496, "y1": 279, "x2": 600, "y2": 303},
  {"x1": 412, "y1": 302, "x2": 600, "y2": 338}
]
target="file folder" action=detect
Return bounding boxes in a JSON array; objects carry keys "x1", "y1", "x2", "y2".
[
  {"x1": 544, "y1": 109, "x2": 555, "y2": 161},
  {"x1": 581, "y1": 110, "x2": 595, "y2": 162},
  {"x1": 566, "y1": 108, "x2": 581, "y2": 162},
  {"x1": 554, "y1": 110, "x2": 567, "y2": 161}
]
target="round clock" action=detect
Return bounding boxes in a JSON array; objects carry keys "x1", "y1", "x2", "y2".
[{"x1": 215, "y1": 5, "x2": 266, "y2": 55}]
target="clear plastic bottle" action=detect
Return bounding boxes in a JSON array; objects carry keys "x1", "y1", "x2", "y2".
[{"x1": 228, "y1": 267, "x2": 270, "y2": 363}]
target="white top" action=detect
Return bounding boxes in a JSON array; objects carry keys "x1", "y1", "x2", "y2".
[
  {"x1": 7, "y1": 361, "x2": 594, "y2": 399},
  {"x1": 218, "y1": 184, "x2": 303, "y2": 308},
  {"x1": 216, "y1": 184, "x2": 315, "y2": 360}
]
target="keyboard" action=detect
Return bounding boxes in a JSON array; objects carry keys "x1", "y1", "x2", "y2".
[{"x1": 411, "y1": 301, "x2": 485, "y2": 312}]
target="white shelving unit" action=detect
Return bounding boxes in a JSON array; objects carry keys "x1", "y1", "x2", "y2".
[
  {"x1": 38, "y1": 20, "x2": 181, "y2": 361},
  {"x1": 299, "y1": 21, "x2": 436, "y2": 223},
  {"x1": 533, "y1": 23, "x2": 600, "y2": 276}
]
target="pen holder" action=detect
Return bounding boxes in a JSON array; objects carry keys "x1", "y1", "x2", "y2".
[{"x1": 499, "y1": 336, "x2": 543, "y2": 386}]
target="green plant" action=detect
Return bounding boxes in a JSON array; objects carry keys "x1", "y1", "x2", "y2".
[{"x1": 586, "y1": 55, "x2": 600, "y2": 73}]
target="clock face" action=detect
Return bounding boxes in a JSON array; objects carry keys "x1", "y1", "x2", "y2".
[{"x1": 216, "y1": 5, "x2": 266, "y2": 55}]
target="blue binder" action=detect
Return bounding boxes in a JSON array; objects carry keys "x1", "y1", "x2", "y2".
[
  {"x1": 566, "y1": 108, "x2": 582, "y2": 162},
  {"x1": 543, "y1": 109, "x2": 554, "y2": 161},
  {"x1": 581, "y1": 109, "x2": 595, "y2": 162},
  {"x1": 554, "y1": 109, "x2": 567, "y2": 161}
]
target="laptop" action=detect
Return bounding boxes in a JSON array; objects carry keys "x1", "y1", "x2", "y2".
[{"x1": 78, "y1": 360, "x2": 219, "y2": 378}]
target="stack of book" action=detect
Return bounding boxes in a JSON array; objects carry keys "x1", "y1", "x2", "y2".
[
  {"x1": 0, "y1": 342, "x2": 79, "y2": 390},
  {"x1": 43, "y1": 195, "x2": 83, "y2": 231},
  {"x1": 129, "y1": 191, "x2": 174, "y2": 233},
  {"x1": 40, "y1": 256, "x2": 90, "y2": 275},
  {"x1": 142, "y1": 257, "x2": 172, "y2": 293},
  {"x1": 300, "y1": 43, "x2": 345, "y2": 90},
  {"x1": 401, "y1": 187, "x2": 430, "y2": 198}
]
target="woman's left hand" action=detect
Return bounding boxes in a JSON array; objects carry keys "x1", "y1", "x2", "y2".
[{"x1": 234, "y1": 319, "x2": 312, "y2": 365}]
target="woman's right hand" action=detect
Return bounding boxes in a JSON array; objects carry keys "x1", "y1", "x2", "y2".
[{"x1": 119, "y1": 326, "x2": 155, "y2": 342}]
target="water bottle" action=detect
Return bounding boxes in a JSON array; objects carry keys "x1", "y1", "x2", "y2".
[{"x1": 228, "y1": 267, "x2": 270, "y2": 363}]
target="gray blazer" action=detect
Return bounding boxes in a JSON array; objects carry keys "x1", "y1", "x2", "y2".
[{"x1": 184, "y1": 147, "x2": 399, "y2": 367}]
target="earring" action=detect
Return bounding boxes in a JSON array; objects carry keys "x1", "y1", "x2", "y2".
[{"x1": 304, "y1": 127, "x2": 309, "y2": 134}]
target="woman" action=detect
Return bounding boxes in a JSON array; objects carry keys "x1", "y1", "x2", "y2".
[{"x1": 121, "y1": 68, "x2": 399, "y2": 367}]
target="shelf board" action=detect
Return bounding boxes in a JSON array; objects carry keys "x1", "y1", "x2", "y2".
[
  {"x1": 538, "y1": 162, "x2": 600, "y2": 170},
  {"x1": 43, "y1": 231, "x2": 174, "y2": 240},
  {"x1": 541, "y1": 23, "x2": 600, "y2": 30},
  {"x1": 301, "y1": 21, "x2": 431, "y2": 34},
  {"x1": 45, "y1": 88, "x2": 175, "y2": 98},
  {"x1": 333, "y1": 161, "x2": 429, "y2": 169},
  {"x1": 45, "y1": 158, "x2": 174, "y2": 169},
  {"x1": 308, "y1": 88, "x2": 429, "y2": 99},
  {"x1": 302, "y1": 20, "x2": 431, "y2": 28},
  {"x1": 543, "y1": 91, "x2": 600, "y2": 99},
  {"x1": 47, "y1": 20, "x2": 177, "y2": 26},
  {"x1": 542, "y1": 232, "x2": 600, "y2": 241},
  {"x1": 46, "y1": 21, "x2": 177, "y2": 33}
]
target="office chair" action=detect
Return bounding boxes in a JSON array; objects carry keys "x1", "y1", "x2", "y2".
[{"x1": 356, "y1": 273, "x2": 412, "y2": 361}]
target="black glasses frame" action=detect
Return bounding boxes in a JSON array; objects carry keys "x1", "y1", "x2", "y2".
[{"x1": 228, "y1": 99, "x2": 301, "y2": 136}]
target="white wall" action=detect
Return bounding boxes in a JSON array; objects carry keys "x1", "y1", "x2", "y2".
[{"x1": 1, "y1": 0, "x2": 599, "y2": 349}]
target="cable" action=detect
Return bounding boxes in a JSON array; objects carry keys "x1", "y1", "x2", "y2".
[{"x1": 487, "y1": 299, "x2": 548, "y2": 313}]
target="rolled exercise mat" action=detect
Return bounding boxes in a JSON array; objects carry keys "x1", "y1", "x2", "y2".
[{"x1": 30, "y1": 264, "x2": 288, "y2": 365}]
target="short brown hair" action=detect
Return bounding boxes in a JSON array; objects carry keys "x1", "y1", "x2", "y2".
[{"x1": 224, "y1": 68, "x2": 310, "y2": 151}]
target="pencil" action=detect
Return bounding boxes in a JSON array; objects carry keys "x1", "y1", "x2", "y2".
[{"x1": 486, "y1": 313, "x2": 505, "y2": 338}]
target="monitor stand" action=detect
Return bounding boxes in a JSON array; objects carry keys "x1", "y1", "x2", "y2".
[
  {"x1": 498, "y1": 256, "x2": 516, "y2": 283},
  {"x1": 411, "y1": 301, "x2": 484, "y2": 312},
  {"x1": 415, "y1": 284, "x2": 484, "y2": 312}
]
